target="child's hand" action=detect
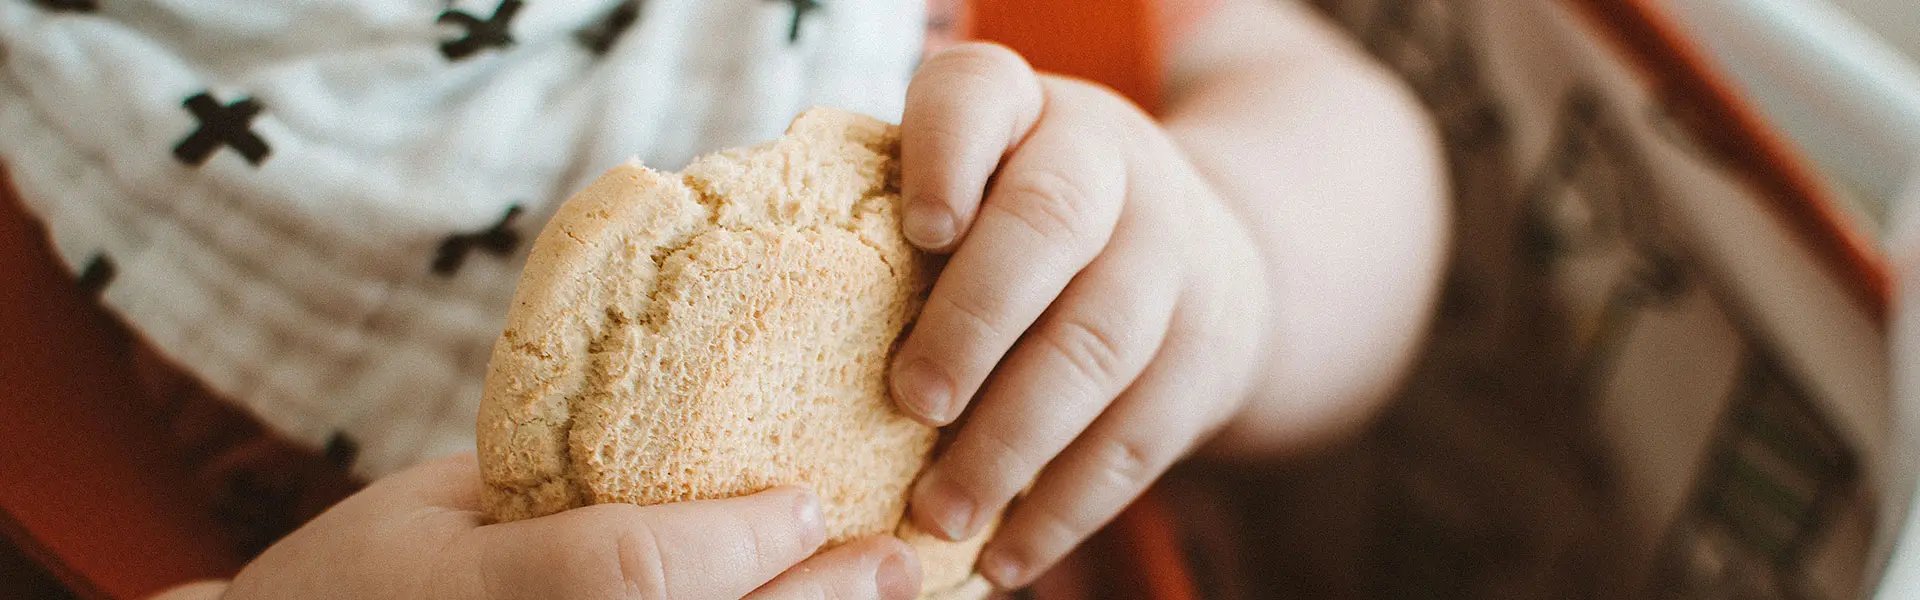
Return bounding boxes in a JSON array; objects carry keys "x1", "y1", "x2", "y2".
[
  {"x1": 157, "y1": 454, "x2": 922, "y2": 600},
  {"x1": 893, "y1": 43, "x2": 1272, "y2": 589}
]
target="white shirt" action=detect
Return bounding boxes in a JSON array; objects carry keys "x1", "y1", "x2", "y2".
[{"x1": 0, "y1": 0, "x2": 926, "y2": 477}]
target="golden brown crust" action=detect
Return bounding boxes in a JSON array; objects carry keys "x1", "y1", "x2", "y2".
[{"x1": 478, "y1": 108, "x2": 987, "y2": 598}]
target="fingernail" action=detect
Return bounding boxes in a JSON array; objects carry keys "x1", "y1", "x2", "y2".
[
  {"x1": 892, "y1": 358, "x2": 955, "y2": 424},
  {"x1": 876, "y1": 546, "x2": 921, "y2": 600},
  {"x1": 904, "y1": 201, "x2": 956, "y2": 248},
  {"x1": 913, "y1": 475, "x2": 976, "y2": 541},
  {"x1": 979, "y1": 550, "x2": 1025, "y2": 589},
  {"x1": 790, "y1": 488, "x2": 826, "y2": 543}
]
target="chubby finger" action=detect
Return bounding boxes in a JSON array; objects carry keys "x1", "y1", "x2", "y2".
[
  {"x1": 907, "y1": 209, "x2": 1179, "y2": 542},
  {"x1": 744, "y1": 536, "x2": 922, "y2": 600},
  {"x1": 470, "y1": 486, "x2": 829, "y2": 600},
  {"x1": 900, "y1": 42, "x2": 1044, "y2": 251},
  {"x1": 891, "y1": 79, "x2": 1134, "y2": 427},
  {"x1": 977, "y1": 311, "x2": 1244, "y2": 589}
]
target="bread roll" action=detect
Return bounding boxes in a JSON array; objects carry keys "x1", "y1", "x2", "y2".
[{"x1": 477, "y1": 108, "x2": 990, "y2": 599}]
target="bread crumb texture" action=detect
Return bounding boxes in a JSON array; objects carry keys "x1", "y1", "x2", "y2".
[{"x1": 477, "y1": 108, "x2": 989, "y2": 598}]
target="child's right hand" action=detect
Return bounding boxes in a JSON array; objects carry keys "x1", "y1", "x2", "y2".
[{"x1": 152, "y1": 454, "x2": 922, "y2": 600}]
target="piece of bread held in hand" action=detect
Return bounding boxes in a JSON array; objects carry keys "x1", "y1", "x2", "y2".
[{"x1": 476, "y1": 108, "x2": 993, "y2": 600}]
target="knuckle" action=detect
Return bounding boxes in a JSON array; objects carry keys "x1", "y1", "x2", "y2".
[
  {"x1": 1020, "y1": 496, "x2": 1096, "y2": 554},
  {"x1": 931, "y1": 287, "x2": 1009, "y2": 343},
  {"x1": 1045, "y1": 76, "x2": 1145, "y2": 120},
  {"x1": 766, "y1": 585, "x2": 811, "y2": 600},
  {"x1": 1093, "y1": 86, "x2": 1149, "y2": 122},
  {"x1": 1161, "y1": 329, "x2": 1244, "y2": 431},
  {"x1": 791, "y1": 579, "x2": 834, "y2": 600},
  {"x1": 913, "y1": 120, "x2": 975, "y2": 162},
  {"x1": 931, "y1": 42, "x2": 1032, "y2": 84},
  {"x1": 1038, "y1": 78, "x2": 1155, "y2": 147},
  {"x1": 735, "y1": 509, "x2": 783, "y2": 564},
  {"x1": 913, "y1": 122, "x2": 971, "y2": 158},
  {"x1": 992, "y1": 168, "x2": 1097, "y2": 243},
  {"x1": 963, "y1": 425, "x2": 1045, "y2": 500},
  {"x1": 614, "y1": 522, "x2": 672, "y2": 599},
  {"x1": 1042, "y1": 317, "x2": 1130, "y2": 390},
  {"x1": 1087, "y1": 435, "x2": 1165, "y2": 492}
]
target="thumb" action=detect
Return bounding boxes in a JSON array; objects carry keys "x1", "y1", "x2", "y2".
[{"x1": 464, "y1": 486, "x2": 830, "y2": 600}]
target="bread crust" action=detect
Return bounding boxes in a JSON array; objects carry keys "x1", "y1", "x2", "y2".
[{"x1": 478, "y1": 108, "x2": 988, "y2": 599}]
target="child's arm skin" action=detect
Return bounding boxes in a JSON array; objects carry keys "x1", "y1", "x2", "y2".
[
  {"x1": 1166, "y1": 1, "x2": 1448, "y2": 460},
  {"x1": 892, "y1": 0, "x2": 1447, "y2": 589}
]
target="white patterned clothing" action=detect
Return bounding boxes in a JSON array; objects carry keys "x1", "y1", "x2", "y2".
[{"x1": 0, "y1": 0, "x2": 927, "y2": 478}]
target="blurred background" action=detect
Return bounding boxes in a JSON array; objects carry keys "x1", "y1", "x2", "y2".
[
  {"x1": 1200, "y1": 1, "x2": 1920, "y2": 598},
  {"x1": 1670, "y1": 0, "x2": 1920, "y2": 233}
]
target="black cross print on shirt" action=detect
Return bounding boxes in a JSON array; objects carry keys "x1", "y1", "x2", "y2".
[
  {"x1": 926, "y1": 14, "x2": 954, "y2": 36},
  {"x1": 32, "y1": 0, "x2": 97, "y2": 11},
  {"x1": 771, "y1": 0, "x2": 820, "y2": 44},
  {"x1": 577, "y1": 0, "x2": 642, "y2": 56},
  {"x1": 439, "y1": 0, "x2": 523, "y2": 60},
  {"x1": 322, "y1": 431, "x2": 361, "y2": 470},
  {"x1": 173, "y1": 92, "x2": 271, "y2": 167},
  {"x1": 76, "y1": 254, "x2": 115, "y2": 296},
  {"x1": 432, "y1": 205, "x2": 523, "y2": 276}
]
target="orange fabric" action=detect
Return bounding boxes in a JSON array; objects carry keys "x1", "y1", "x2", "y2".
[
  {"x1": 967, "y1": 0, "x2": 1165, "y2": 114},
  {"x1": 1108, "y1": 494, "x2": 1199, "y2": 600},
  {"x1": 0, "y1": 167, "x2": 248, "y2": 599},
  {"x1": 1564, "y1": 0, "x2": 1892, "y2": 322}
]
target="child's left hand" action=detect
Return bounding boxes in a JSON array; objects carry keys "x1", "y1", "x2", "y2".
[{"x1": 891, "y1": 43, "x2": 1273, "y2": 589}]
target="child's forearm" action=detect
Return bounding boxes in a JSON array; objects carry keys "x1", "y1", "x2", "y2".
[{"x1": 1160, "y1": 0, "x2": 1449, "y2": 460}]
